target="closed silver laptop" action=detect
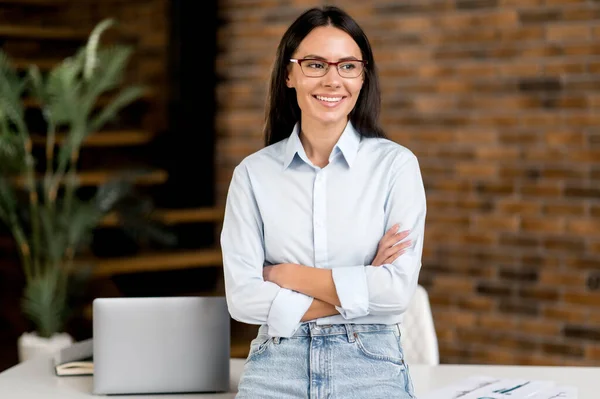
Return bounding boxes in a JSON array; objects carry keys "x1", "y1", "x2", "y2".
[{"x1": 92, "y1": 296, "x2": 230, "y2": 395}]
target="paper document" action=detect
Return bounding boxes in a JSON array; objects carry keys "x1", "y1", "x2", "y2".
[{"x1": 420, "y1": 376, "x2": 577, "y2": 399}]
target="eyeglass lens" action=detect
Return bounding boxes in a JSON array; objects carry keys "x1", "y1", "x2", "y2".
[{"x1": 299, "y1": 60, "x2": 363, "y2": 77}]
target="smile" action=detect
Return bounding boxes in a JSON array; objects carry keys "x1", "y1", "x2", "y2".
[{"x1": 313, "y1": 95, "x2": 346, "y2": 107}]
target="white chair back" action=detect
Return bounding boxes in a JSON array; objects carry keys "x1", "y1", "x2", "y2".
[{"x1": 400, "y1": 284, "x2": 439, "y2": 365}]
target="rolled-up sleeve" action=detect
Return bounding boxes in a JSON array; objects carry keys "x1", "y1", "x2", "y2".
[
  {"x1": 331, "y1": 153, "x2": 427, "y2": 318},
  {"x1": 221, "y1": 164, "x2": 313, "y2": 337}
]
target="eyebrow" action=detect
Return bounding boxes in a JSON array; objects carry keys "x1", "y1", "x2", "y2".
[{"x1": 302, "y1": 54, "x2": 361, "y2": 61}]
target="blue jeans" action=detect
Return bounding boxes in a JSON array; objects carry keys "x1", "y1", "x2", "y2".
[{"x1": 236, "y1": 322, "x2": 416, "y2": 399}]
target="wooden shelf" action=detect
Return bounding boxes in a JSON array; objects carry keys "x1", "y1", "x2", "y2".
[
  {"x1": 83, "y1": 248, "x2": 223, "y2": 277},
  {"x1": 22, "y1": 89, "x2": 154, "y2": 108},
  {"x1": 11, "y1": 58, "x2": 59, "y2": 71},
  {"x1": 0, "y1": 0, "x2": 66, "y2": 5},
  {"x1": 0, "y1": 25, "x2": 89, "y2": 40},
  {"x1": 12, "y1": 169, "x2": 168, "y2": 187},
  {"x1": 100, "y1": 207, "x2": 225, "y2": 227},
  {"x1": 32, "y1": 130, "x2": 154, "y2": 147}
]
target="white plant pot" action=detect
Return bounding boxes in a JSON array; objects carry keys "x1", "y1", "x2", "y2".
[{"x1": 17, "y1": 331, "x2": 74, "y2": 363}]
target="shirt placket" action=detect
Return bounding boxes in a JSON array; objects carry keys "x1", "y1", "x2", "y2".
[{"x1": 313, "y1": 169, "x2": 328, "y2": 268}]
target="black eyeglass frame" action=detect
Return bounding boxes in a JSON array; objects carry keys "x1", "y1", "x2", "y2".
[{"x1": 289, "y1": 58, "x2": 368, "y2": 78}]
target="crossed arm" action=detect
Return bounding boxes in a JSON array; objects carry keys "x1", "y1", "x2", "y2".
[{"x1": 263, "y1": 225, "x2": 412, "y2": 321}]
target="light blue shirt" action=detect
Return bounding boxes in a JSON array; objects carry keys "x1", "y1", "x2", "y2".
[{"x1": 220, "y1": 121, "x2": 427, "y2": 338}]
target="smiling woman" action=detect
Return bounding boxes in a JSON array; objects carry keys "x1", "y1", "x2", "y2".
[
  {"x1": 285, "y1": 26, "x2": 366, "y2": 131},
  {"x1": 220, "y1": 5, "x2": 427, "y2": 399}
]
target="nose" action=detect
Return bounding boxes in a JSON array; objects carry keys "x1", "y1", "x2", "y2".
[{"x1": 322, "y1": 65, "x2": 341, "y2": 88}]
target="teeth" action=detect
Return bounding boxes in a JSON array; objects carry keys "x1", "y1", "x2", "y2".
[{"x1": 316, "y1": 95, "x2": 342, "y2": 102}]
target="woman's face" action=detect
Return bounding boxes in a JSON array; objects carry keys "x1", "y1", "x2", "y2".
[{"x1": 287, "y1": 26, "x2": 364, "y2": 129}]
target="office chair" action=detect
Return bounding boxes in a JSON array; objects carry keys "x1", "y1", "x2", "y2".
[{"x1": 400, "y1": 284, "x2": 440, "y2": 365}]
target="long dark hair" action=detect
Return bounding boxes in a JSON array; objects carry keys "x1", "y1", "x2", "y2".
[{"x1": 263, "y1": 5, "x2": 386, "y2": 146}]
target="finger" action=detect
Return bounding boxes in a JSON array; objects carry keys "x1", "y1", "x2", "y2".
[
  {"x1": 382, "y1": 229, "x2": 409, "y2": 249},
  {"x1": 382, "y1": 224, "x2": 400, "y2": 242},
  {"x1": 394, "y1": 239, "x2": 413, "y2": 251},
  {"x1": 383, "y1": 240, "x2": 411, "y2": 258},
  {"x1": 384, "y1": 249, "x2": 406, "y2": 264},
  {"x1": 388, "y1": 230, "x2": 410, "y2": 247}
]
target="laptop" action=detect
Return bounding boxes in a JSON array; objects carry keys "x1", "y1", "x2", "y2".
[{"x1": 92, "y1": 296, "x2": 230, "y2": 395}]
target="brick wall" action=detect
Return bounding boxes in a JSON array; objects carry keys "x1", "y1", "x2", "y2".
[{"x1": 215, "y1": 0, "x2": 600, "y2": 366}]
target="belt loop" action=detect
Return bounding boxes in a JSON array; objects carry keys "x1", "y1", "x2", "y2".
[
  {"x1": 396, "y1": 323, "x2": 402, "y2": 338},
  {"x1": 273, "y1": 336, "x2": 281, "y2": 344},
  {"x1": 345, "y1": 324, "x2": 355, "y2": 343}
]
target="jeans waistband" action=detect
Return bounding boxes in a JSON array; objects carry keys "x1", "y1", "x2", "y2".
[{"x1": 258, "y1": 322, "x2": 399, "y2": 339}]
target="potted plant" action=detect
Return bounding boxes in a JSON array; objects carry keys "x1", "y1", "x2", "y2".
[{"x1": 0, "y1": 18, "x2": 174, "y2": 362}]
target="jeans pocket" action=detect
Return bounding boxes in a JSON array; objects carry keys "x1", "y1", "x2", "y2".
[
  {"x1": 354, "y1": 331, "x2": 406, "y2": 367},
  {"x1": 245, "y1": 335, "x2": 273, "y2": 363}
]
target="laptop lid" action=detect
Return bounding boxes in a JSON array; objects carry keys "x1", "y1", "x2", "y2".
[{"x1": 92, "y1": 296, "x2": 230, "y2": 395}]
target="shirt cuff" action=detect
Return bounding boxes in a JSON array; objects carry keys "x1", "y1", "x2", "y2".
[
  {"x1": 267, "y1": 288, "x2": 313, "y2": 337},
  {"x1": 332, "y1": 266, "x2": 369, "y2": 319}
]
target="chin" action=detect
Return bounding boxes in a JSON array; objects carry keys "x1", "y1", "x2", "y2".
[{"x1": 313, "y1": 111, "x2": 350, "y2": 126}]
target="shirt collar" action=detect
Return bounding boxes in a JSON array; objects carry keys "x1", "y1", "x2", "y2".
[{"x1": 283, "y1": 121, "x2": 361, "y2": 170}]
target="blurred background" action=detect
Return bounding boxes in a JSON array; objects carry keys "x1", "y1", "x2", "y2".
[{"x1": 1, "y1": 0, "x2": 599, "y2": 372}]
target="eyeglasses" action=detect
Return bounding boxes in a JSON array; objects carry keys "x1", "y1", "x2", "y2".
[{"x1": 290, "y1": 58, "x2": 367, "y2": 78}]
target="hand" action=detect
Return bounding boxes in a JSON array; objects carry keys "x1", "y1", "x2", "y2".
[
  {"x1": 263, "y1": 263, "x2": 295, "y2": 287},
  {"x1": 372, "y1": 224, "x2": 411, "y2": 266}
]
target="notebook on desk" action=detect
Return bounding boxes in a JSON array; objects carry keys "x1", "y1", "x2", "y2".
[
  {"x1": 53, "y1": 338, "x2": 94, "y2": 376},
  {"x1": 92, "y1": 296, "x2": 231, "y2": 395}
]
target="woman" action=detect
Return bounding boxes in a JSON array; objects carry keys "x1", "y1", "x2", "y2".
[{"x1": 221, "y1": 5, "x2": 426, "y2": 398}]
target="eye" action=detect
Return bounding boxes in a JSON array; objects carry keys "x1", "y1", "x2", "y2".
[
  {"x1": 339, "y1": 62, "x2": 358, "y2": 70},
  {"x1": 305, "y1": 61, "x2": 326, "y2": 69}
]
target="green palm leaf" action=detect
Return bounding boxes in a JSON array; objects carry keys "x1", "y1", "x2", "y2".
[
  {"x1": 21, "y1": 271, "x2": 68, "y2": 338},
  {"x1": 0, "y1": 133, "x2": 26, "y2": 175},
  {"x1": 89, "y1": 85, "x2": 146, "y2": 132}
]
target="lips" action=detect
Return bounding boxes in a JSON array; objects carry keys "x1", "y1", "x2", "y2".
[{"x1": 313, "y1": 94, "x2": 346, "y2": 107}]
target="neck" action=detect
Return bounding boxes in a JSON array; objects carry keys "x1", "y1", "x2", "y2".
[{"x1": 299, "y1": 119, "x2": 347, "y2": 168}]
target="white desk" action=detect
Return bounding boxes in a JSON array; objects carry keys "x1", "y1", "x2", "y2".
[{"x1": 0, "y1": 355, "x2": 598, "y2": 398}]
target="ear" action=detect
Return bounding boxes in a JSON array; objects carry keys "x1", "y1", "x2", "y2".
[{"x1": 286, "y1": 75, "x2": 293, "y2": 88}]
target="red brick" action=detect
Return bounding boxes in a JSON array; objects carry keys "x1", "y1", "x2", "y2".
[
  {"x1": 455, "y1": 130, "x2": 497, "y2": 144},
  {"x1": 565, "y1": 256, "x2": 600, "y2": 271},
  {"x1": 497, "y1": 198, "x2": 541, "y2": 215},
  {"x1": 567, "y1": 219, "x2": 600, "y2": 236},
  {"x1": 474, "y1": 215, "x2": 520, "y2": 232},
  {"x1": 517, "y1": 319, "x2": 561, "y2": 336},
  {"x1": 520, "y1": 182, "x2": 563, "y2": 197},
  {"x1": 457, "y1": 296, "x2": 495, "y2": 312},
  {"x1": 589, "y1": 241, "x2": 600, "y2": 255},
  {"x1": 499, "y1": 62, "x2": 542, "y2": 77},
  {"x1": 564, "y1": 292, "x2": 600, "y2": 306},
  {"x1": 435, "y1": 310, "x2": 477, "y2": 328},
  {"x1": 522, "y1": 217, "x2": 565, "y2": 233},
  {"x1": 544, "y1": 130, "x2": 585, "y2": 146},
  {"x1": 433, "y1": 275, "x2": 475, "y2": 292},
  {"x1": 546, "y1": 24, "x2": 591, "y2": 41},
  {"x1": 455, "y1": 162, "x2": 498, "y2": 178},
  {"x1": 544, "y1": 60, "x2": 586, "y2": 75},
  {"x1": 585, "y1": 345, "x2": 600, "y2": 361},
  {"x1": 523, "y1": 147, "x2": 568, "y2": 163},
  {"x1": 521, "y1": 113, "x2": 562, "y2": 128},
  {"x1": 540, "y1": 270, "x2": 587, "y2": 287},
  {"x1": 543, "y1": 202, "x2": 586, "y2": 216},
  {"x1": 543, "y1": 304, "x2": 588, "y2": 323}
]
